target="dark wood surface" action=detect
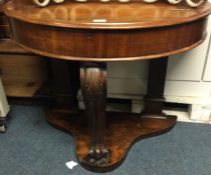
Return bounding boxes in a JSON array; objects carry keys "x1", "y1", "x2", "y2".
[
  {"x1": 6, "y1": 18, "x2": 208, "y2": 61},
  {"x1": 0, "y1": 0, "x2": 10, "y2": 37},
  {"x1": 4, "y1": 0, "x2": 211, "y2": 29},
  {"x1": 3, "y1": 0, "x2": 211, "y2": 172},
  {"x1": 4, "y1": 1, "x2": 211, "y2": 61},
  {"x1": 80, "y1": 62, "x2": 109, "y2": 165},
  {"x1": 50, "y1": 59, "x2": 80, "y2": 109},
  {"x1": 0, "y1": 12, "x2": 10, "y2": 38},
  {"x1": 0, "y1": 39, "x2": 30, "y2": 54},
  {"x1": 145, "y1": 57, "x2": 168, "y2": 115},
  {"x1": 47, "y1": 110, "x2": 177, "y2": 172}
]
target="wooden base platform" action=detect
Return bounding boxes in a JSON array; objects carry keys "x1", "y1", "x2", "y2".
[{"x1": 46, "y1": 110, "x2": 177, "y2": 172}]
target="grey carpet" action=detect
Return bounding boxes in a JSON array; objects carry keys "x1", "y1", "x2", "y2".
[{"x1": 0, "y1": 105, "x2": 211, "y2": 175}]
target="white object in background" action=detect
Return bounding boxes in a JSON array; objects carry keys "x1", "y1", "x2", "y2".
[
  {"x1": 100, "y1": 0, "x2": 111, "y2": 2},
  {"x1": 33, "y1": 0, "x2": 65, "y2": 7},
  {"x1": 0, "y1": 78, "x2": 9, "y2": 133},
  {"x1": 131, "y1": 99, "x2": 145, "y2": 113},
  {"x1": 193, "y1": 95, "x2": 211, "y2": 121},
  {"x1": 66, "y1": 161, "x2": 78, "y2": 170},
  {"x1": 143, "y1": 0, "x2": 158, "y2": 3},
  {"x1": 189, "y1": 102, "x2": 211, "y2": 122},
  {"x1": 167, "y1": 0, "x2": 182, "y2": 4},
  {"x1": 108, "y1": 60, "x2": 148, "y2": 95},
  {"x1": 118, "y1": 0, "x2": 131, "y2": 2},
  {"x1": 75, "y1": 0, "x2": 87, "y2": 2}
]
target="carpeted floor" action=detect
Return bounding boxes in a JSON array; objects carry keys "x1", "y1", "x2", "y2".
[{"x1": 0, "y1": 105, "x2": 211, "y2": 175}]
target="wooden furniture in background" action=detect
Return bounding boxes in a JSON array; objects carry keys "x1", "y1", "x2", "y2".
[
  {"x1": 0, "y1": 2, "x2": 49, "y2": 99},
  {"x1": 0, "y1": 2, "x2": 79, "y2": 131},
  {"x1": 0, "y1": 2, "x2": 79, "y2": 108},
  {"x1": 4, "y1": 0, "x2": 211, "y2": 172}
]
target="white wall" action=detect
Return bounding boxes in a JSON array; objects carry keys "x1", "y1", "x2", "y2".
[{"x1": 203, "y1": 38, "x2": 211, "y2": 81}]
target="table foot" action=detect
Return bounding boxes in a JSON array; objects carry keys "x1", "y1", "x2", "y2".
[
  {"x1": 46, "y1": 110, "x2": 177, "y2": 172},
  {"x1": 87, "y1": 146, "x2": 110, "y2": 165}
]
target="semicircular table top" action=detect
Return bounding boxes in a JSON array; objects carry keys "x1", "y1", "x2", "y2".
[
  {"x1": 4, "y1": 0, "x2": 211, "y2": 29},
  {"x1": 3, "y1": 0, "x2": 211, "y2": 61}
]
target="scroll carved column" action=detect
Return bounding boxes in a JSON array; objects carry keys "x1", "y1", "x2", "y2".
[{"x1": 80, "y1": 62, "x2": 110, "y2": 165}]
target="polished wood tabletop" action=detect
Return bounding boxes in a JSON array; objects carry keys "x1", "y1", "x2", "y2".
[
  {"x1": 4, "y1": 0, "x2": 211, "y2": 29},
  {"x1": 3, "y1": 0, "x2": 211, "y2": 61}
]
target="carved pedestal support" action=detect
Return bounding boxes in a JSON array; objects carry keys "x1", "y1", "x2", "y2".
[
  {"x1": 46, "y1": 59, "x2": 177, "y2": 172},
  {"x1": 80, "y1": 62, "x2": 110, "y2": 165}
]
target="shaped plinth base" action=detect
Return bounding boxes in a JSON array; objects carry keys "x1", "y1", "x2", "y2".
[{"x1": 46, "y1": 110, "x2": 177, "y2": 172}]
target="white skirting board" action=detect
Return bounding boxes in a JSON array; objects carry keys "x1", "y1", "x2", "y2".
[
  {"x1": 131, "y1": 95, "x2": 211, "y2": 123},
  {"x1": 78, "y1": 92, "x2": 211, "y2": 124}
]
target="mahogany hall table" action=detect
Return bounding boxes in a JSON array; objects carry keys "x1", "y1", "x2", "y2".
[{"x1": 4, "y1": 0, "x2": 211, "y2": 172}]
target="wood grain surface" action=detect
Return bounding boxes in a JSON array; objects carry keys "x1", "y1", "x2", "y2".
[
  {"x1": 47, "y1": 110, "x2": 177, "y2": 172},
  {"x1": 4, "y1": 0, "x2": 211, "y2": 61},
  {"x1": 7, "y1": 17, "x2": 208, "y2": 61},
  {"x1": 3, "y1": 0, "x2": 211, "y2": 29}
]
